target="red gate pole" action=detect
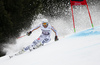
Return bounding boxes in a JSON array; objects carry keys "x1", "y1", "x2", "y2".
[
  {"x1": 86, "y1": 3, "x2": 94, "y2": 29},
  {"x1": 71, "y1": 5, "x2": 76, "y2": 32}
]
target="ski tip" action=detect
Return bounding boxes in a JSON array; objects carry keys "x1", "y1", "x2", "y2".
[{"x1": 9, "y1": 56, "x2": 13, "y2": 58}]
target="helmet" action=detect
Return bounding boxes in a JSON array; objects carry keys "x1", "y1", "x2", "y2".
[{"x1": 42, "y1": 18, "x2": 48, "y2": 23}]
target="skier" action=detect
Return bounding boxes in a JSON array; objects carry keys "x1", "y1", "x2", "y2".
[
  {"x1": 24, "y1": 18, "x2": 59, "y2": 51},
  {"x1": 9, "y1": 19, "x2": 58, "y2": 58}
]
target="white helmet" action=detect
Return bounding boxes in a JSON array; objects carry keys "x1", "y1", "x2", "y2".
[{"x1": 42, "y1": 18, "x2": 48, "y2": 23}]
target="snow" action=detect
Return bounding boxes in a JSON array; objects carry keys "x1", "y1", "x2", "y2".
[
  {"x1": 0, "y1": 1, "x2": 100, "y2": 65},
  {"x1": 0, "y1": 26, "x2": 100, "y2": 65}
]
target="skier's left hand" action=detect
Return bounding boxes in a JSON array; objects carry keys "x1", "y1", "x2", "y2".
[{"x1": 55, "y1": 36, "x2": 59, "y2": 41}]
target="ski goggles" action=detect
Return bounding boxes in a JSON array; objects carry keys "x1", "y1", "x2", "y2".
[{"x1": 42, "y1": 23, "x2": 48, "y2": 25}]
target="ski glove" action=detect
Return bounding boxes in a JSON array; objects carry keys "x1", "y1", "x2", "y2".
[
  {"x1": 27, "y1": 31, "x2": 32, "y2": 36},
  {"x1": 55, "y1": 36, "x2": 59, "y2": 41}
]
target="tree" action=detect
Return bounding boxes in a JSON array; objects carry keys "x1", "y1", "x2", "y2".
[{"x1": 0, "y1": 0, "x2": 70, "y2": 57}]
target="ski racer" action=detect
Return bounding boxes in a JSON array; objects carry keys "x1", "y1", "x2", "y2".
[{"x1": 24, "y1": 18, "x2": 59, "y2": 50}]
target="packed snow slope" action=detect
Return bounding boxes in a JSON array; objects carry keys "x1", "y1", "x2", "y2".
[{"x1": 0, "y1": 26, "x2": 100, "y2": 65}]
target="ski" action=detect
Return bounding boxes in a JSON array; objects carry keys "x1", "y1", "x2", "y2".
[
  {"x1": 9, "y1": 43, "x2": 43, "y2": 58},
  {"x1": 9, "y1": 49, "x2": 26, "y2": 58}
]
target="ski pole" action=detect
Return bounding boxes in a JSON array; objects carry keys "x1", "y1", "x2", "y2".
[{"x1": 17, "y1": 35, "x2": 27, "y2": 39}]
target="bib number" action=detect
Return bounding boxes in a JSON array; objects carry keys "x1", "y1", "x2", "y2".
[{"x1": 42, "y1": 31, "x2": 50, "y2": 35}]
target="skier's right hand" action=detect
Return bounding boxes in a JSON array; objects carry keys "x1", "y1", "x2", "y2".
[{"x1": 27, "y1": 31, "x2": 32, "y2": 36}]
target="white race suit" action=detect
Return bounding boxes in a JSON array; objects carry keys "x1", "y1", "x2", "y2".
[{"x1": 30, "y1": 24, "x2": 58, "y2": 48}]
